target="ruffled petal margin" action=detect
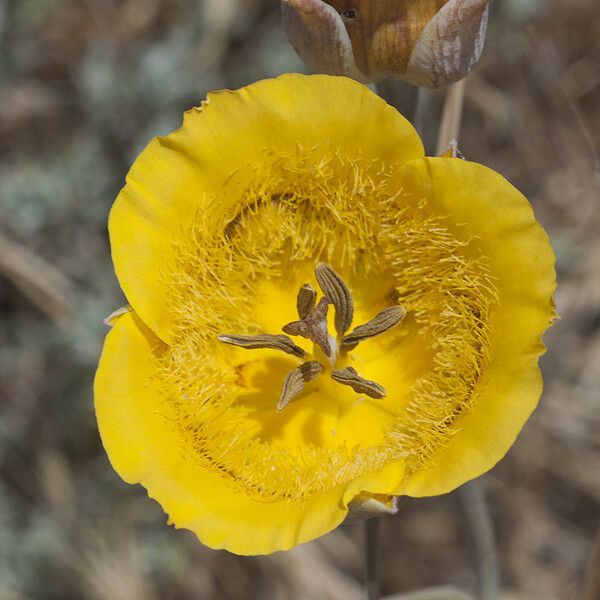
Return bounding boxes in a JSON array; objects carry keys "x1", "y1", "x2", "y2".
[
  {"x1": 94, "y1": 311, "x2": 405, "y2": 555},
  {"x1": 109, "y1": 74, "x2": 424, "y2": 343},
  {"x1": 391, "y1": 157, "x2": 556, "y2": 496}
]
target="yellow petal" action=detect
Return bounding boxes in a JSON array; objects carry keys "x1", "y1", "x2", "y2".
[
  {"x1": 109, "y1": 74, "x2": 424, "y2": 342},
  {"x1": 389, "y1": 157, "x2": 556, "y2": 496},
  {"x1": 94, "y1": 310, "x2": 405, "y2": 554}
]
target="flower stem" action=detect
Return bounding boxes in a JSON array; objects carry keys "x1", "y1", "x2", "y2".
[
  {"x1": 382, "y1": 586, "x2": 473, "y2": 600},
  {"x1": 580, "y1": 526, "x2": 600, "y2": 600},
  {"x1": 459, "y1": 479, "x2": 500, "y2": 600},
  {"x1": 375, "y1": 80, "x2": 419, "y2": 124},
  {"x1": 435, "y1": 78, "x2": 467, "y2": 156},
  {"x1": 365, "y1": 518, "x2": 381, "y2": 600}
]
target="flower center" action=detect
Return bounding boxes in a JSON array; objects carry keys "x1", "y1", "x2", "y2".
[
  {"x1": 218, "y1": 263, "x2": 406, "y2": 412},
  {"x1": 157, "y1": 152, "x2": 499, "y2": 502}
]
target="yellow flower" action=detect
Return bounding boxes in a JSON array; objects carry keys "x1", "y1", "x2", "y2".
[
  {"x1": 282, "y1": 0, "x2": 490, "y2": 87},
  {"x1": 95, "y1": 74, "x2": 555, "y2": 555}
]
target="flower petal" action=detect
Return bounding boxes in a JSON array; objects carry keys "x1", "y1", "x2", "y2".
[
  {"x1": 95, "y1": 310, "x2": 405, "y2": 554},
  {"x1": 406, "y1": 0, "x2": 489, "y2": 87},
  {"x1": 282, "y1": 0, "x2": 365, "y2": 81},
  {"x1": 109, "y1": 74, "x2": 424, "y2": 342},
  {"x1": 390, "y1": 157, "x2": 556, "y2": 496}
]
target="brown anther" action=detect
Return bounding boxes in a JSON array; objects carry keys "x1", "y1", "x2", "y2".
[
  {"x1": 331, "y1": 366, "x2": 386, "y2": 399},
  {"x1": 277, "y1": 361, "x2": 324, "y2": 411},
  {"x1": 296, "y1": 283, "x2": 317, "y2": 319},
  {"x1": 219, "y1": 262, "x2": 408, "y2": 409},
  {"x1": 217, "y1": 333, "x2": 306, "y2": 359},
  {"x1": 341, "y1": 306, "x2": 407, "y2": 351},
  {"x1": 315, "y1": 263, "x2": 354, "y2": 336},
  {"x1": 282, "y1": 296, "x2": 332, "y2": 357}
]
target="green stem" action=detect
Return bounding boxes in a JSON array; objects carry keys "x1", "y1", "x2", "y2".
[{"x1": 365, "y1": 518, "x2": 381, "y2": 600}]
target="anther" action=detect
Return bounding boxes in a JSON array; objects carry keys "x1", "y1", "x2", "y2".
[
  {"x1": 341, "y1": 306, "x2": 406, "y2": 351},
  {"x1": 277, "y1": 361, "x2": 324, "y2": 411},
  {"x1": 315, "y1": 263, "x2": 354, "y2": 336},
  {"x1": 296, "y1": 283, "x2": 317, "y2": 319},
  {"x1": 217, "y1": 333, "x2": 306, "y2": 358},
  {"x1": 282, "y1": 296, "x2": 332, "y2": 357},
  {"x1": 331, "y1": 366, "x2": 386, "y2": 399}
]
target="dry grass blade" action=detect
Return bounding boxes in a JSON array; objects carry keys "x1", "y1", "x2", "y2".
[
  {"x1": 315, "y1": 262, "x2": 354, "y2": 335},
  {"x1": 341, "y1": 306, "x2": 406, "y2": 351},
  {"x1": 0, "y1": 231, "x2": 74, "y2": 326},
  {"x1": 297, "y1": 283, "x2": 317, "y2": 318},
  {"x1": 277, "y1": 360, "x2": 324, "y2": 411},
  {"x1": 381, "y1": 586, "x2": 474, "y2": 600},
  {"x1": 459, "y1": 480, "x2": 500, "y2": 600},
  {"x1": 217, "y1": 333, "x2": 306, "y2": 358},
  {"x1": 331, "y1": 367, "x2": 386, "y2": 399},
  {"x1": 581, "y1": 527, "x2": 600, "y2": 600}
]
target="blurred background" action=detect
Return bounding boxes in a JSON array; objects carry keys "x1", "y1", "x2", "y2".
[{"x1": 0, "y1": 0, "x2": 599, "y2": 598}]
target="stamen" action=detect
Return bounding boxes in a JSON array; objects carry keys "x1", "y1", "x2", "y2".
[
  {"x1": 282, "y1": 297, "x2": 332, "y2": 357},
  {"x1": 340, "y1": 306, "x2": 406, "y2": 351},
  {"x1": 277, "y1": 361, "x2": 324, "y2": 411},
  {"x1": 217, "y1": 333, "x2": 306, "y2": 358},
  {"x1": 331, "y1": 366, "x2": 386, "y2": 399},
  {"x1": 296, "y1": 284, "x2": 317, "y2": 319},
  {"x1": 315, "y1": 263, "x2": 354, "y2": 336}
]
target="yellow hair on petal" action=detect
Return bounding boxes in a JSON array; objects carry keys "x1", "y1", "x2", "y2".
[{"x1": 151, "y1": 148, "x2": 497, "y2": 502}]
